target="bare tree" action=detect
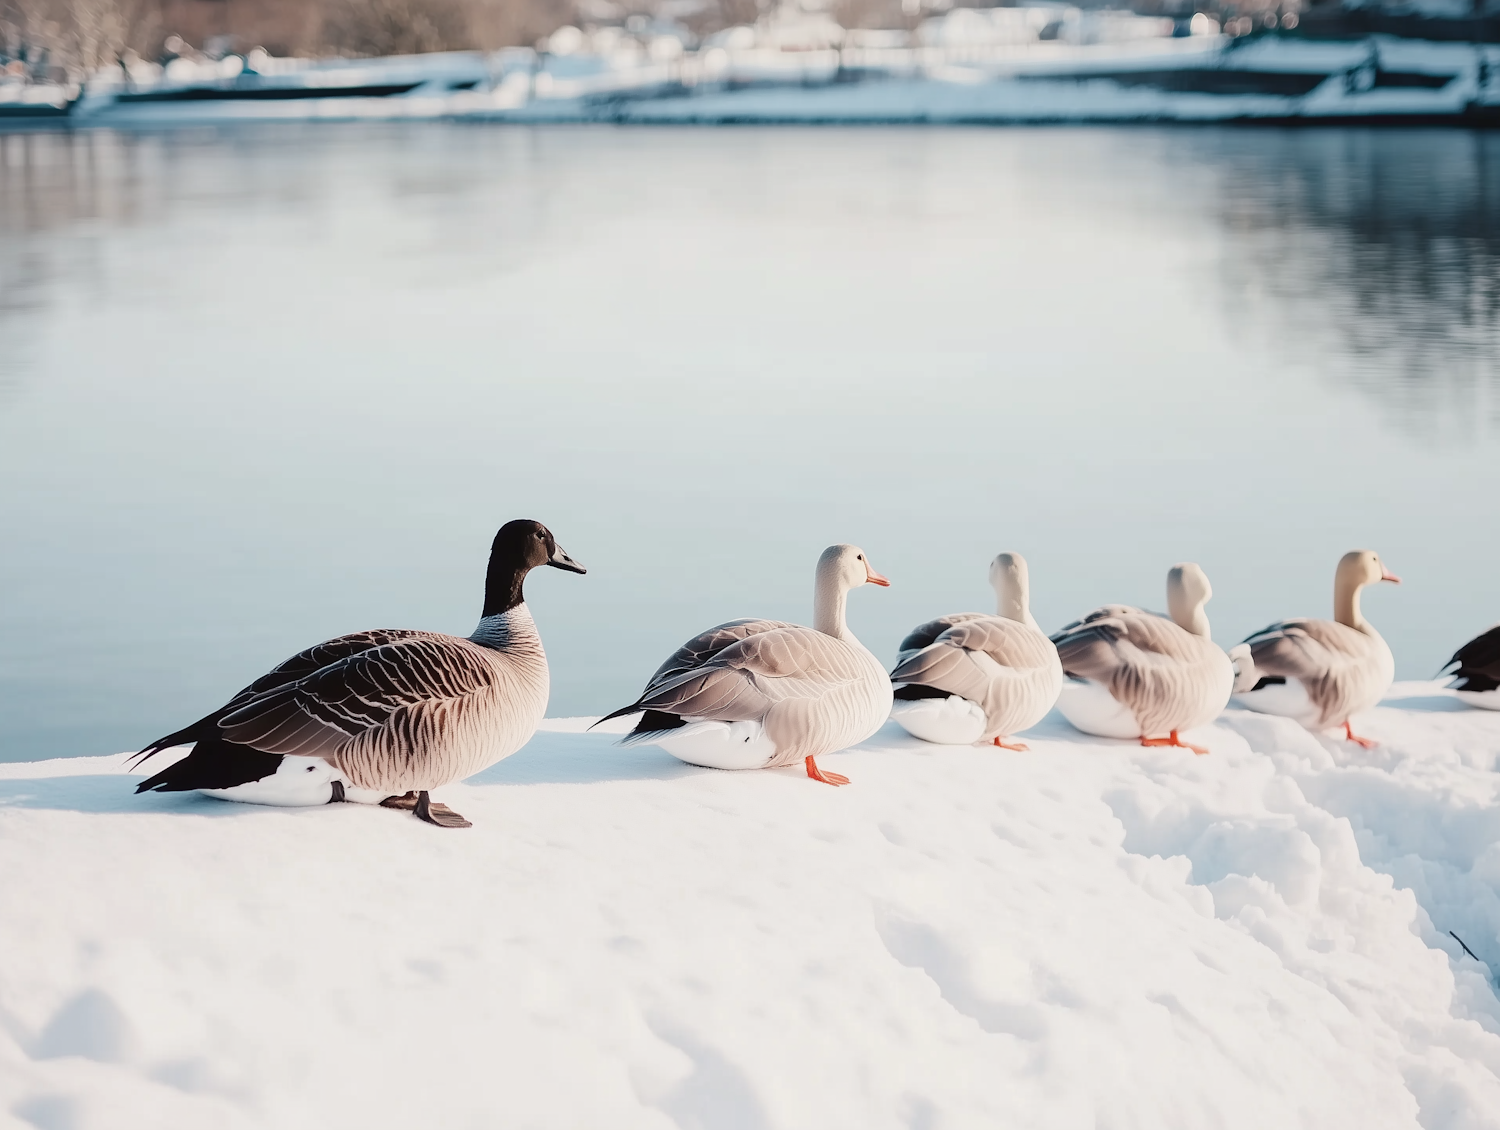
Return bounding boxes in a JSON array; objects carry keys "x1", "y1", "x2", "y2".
[
  {"x1": 1, "y1": 0, "x2": 160, "y2": 77},
  {"x1": 318, "y1": 0, "x2": 473, "y2": 54}
]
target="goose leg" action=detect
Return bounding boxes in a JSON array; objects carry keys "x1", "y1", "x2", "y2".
[
  {"x1": 1343, "y1": 721, "x2": 1378, "y2": 750},
  {"x1": 992, "y1": 737, "x2": 1030, "y2": 751},
  {"x1": 414, "y1": 790, "x2": 472, "y2": 829},
  {"x1": 1140, "y1": 731, "x2": 1210, "y2": 756},
  {"x1": 380, "y1": 791, "x2": 419, "y2": 811},
  {"x1": 804, "y1": 756, "x2": 850, "y2": 787}
]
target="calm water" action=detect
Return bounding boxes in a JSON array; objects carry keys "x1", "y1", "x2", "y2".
[{"x1": 2, "y1": 124, "x2": 1498, "y2": 761}]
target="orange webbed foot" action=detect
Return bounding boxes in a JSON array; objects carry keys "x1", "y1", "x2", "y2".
[
  {"x1": 1140, "y1": 731, "x2": 1210, "y2": 756},
  {"x1": 1343, "y1": 721, "x2": 1378, "y2": 749},
  {"x1": 992, "y1": 737, "x2": 1030, "y2": 751},
  {"x1": 805, "y1": 756, "x2": 849, "y2": 787}
]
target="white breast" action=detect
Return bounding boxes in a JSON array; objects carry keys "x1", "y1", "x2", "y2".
[
  {"x1": 1232, "y1": 678, "x2": 1320, "y2": 726},
  {"x1": 890, "y1": 696, "x2": 987, "y2": 745},
  {"x1": 1054, "y1": 678, "x2": 1141, "y2": 740},
  {"x1": 655, "y1": 720, "x2": 779, "y2": 770}
]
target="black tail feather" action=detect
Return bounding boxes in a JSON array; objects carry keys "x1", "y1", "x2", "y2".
[
  {"x1": 892, "y1": 683, "x2": 949, "y2": 701},
  {"x1": 589, "y1": 701, "x2": 649, "y2": 731},
  {"x1": 134, "y1": 730, "x2": 283, "y2": 793},
  {"x1": 130, "y1": 713, "x2": 222, "y2": 769}
]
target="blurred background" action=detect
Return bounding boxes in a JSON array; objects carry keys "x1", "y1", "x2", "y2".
[{"x1": 1, "y1": 2, "x2": 1498, "y2": 763}]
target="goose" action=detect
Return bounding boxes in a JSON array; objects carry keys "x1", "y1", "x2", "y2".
[
  {"x1": 1441, "y1": 626, "x2": 1500, "y2": 710},
  {"x1": 1231, "y1": 550, "x2": 1400, "y2": 747},
  {"x1": 1049, "y1": 563, "x2": 1233, "y2": 755},
  {"x1": 887, "y1": 552, "x2": 1063, "y2": 749},
  {"x1": 132, "y1": 519, "x2": 586, "y2": 827},
  {"x1": 596, "y1": 544, "x2": 893, "y2": 786}
]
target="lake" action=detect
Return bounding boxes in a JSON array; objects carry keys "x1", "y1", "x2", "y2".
[{"x1": 2, "y1": 123, "x2": 1497, "y2": 762}]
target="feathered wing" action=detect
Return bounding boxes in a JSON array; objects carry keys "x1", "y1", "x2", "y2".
[
  {"x1": 134, "y1": 629, "x2": 430, "y2": 766},
  {"x1": 895, "y1": 613, "x2": 986, "y2": 660},
  {"x1": 1443, "y1": 625, "x2": 1500, "y2": 693},
  {"x1": 218, "y1": 636, "x2": 498, "y2": 760},
  {"x1": 1242, "y1": 618, "x2": 1389, "y2": 727},
  {"x1": 597, "y1": 619, "x2": 796, "y2": 727},
  {"x1": 892, "y1": 616, "x2": 1060, "y2": 738},
  {"x1": 620, "y1": 625, "x2": 882, "y2": 764},
  {"x1": 641, "y1": 619, "x2": 799, "y2": 696},
  {"x1": 629, "y1": 626, "x2": 855, "y2": 719},
  {"x1": 1052, "y1": 607, "x2": 1227, "y2": 736}
]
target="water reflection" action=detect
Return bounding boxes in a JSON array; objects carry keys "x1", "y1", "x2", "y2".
[
  {"x1": 1207, "y1": 130, "x2": 1500, "y2": 445},
  {"x1": 2, "y1": 123, "x2": 1498, "y2": 761}
]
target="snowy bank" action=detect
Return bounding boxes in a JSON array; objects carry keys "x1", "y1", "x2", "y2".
[{"x1": 3, "y1": 683, "x2": 1500, "y2": 1128}]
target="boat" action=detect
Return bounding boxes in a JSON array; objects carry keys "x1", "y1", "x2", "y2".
[
  {"x1": 69, "y1": 50, "x2": 495, "y2": 123},
  {"x1": 4, "y1": 8, "x2": 1498, "y2": 129}
]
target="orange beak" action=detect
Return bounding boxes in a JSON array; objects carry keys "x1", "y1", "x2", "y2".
[
  {"x1": 865, "y1": 563, "x2": 891, "y2": 587},
  {"x1": 1381, "y1": 569, "x2": 1401, "y2": 584}
]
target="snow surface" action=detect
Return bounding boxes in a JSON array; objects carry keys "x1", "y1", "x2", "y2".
[{"x1": 4, "y1": 682, "x2": 1500, "y2": 1129}]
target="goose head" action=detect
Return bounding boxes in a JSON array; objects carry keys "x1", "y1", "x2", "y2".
[
  {"x1": 482, "y1": 519, "x2": 585, "y2": 617},
  {"x1": 819, "y1": 543, "x2": 890, "y2": 592},
  {"x1": 814, "y1": 543, "x2": 889, "y2": 638},
  {"x1": 1166, "y1": 562, "x2": 1213, "y2": 638},
  {"x1": 1334, "y1": 549, "x2": 1398, "y2": 630},
  {"x1": 989, "y1": 552, "x2": 1039, "y2": 630},
  {"x1": 1337, "y1": 549, "x2": 1400, "y2": 591}
]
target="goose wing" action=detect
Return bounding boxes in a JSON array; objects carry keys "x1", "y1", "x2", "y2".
[
  {"x1": 1241, "y1": 618, "x2": 1370, "y2": 683},
  {"x1": 627, "y1": 625, "x2": 867, "y2": 723},
  {"x1": 892, "y1": 616, "x2": 1053, "y2": 699},
  {"x1": 1241, "y1": 618, "x2": 1386, "y2": 726},
  {"x1": 1053, "y1": 607, "x2": 1228, "y2": 736},
  {"x1": 216, "y1": 635, "x2": 496, "y2": 759},
  {"x1": 641, "y1": 618, "x2": 798, "y2": 696},
  {"x1": 1050, "y1": 606, "x2": 1198, "y2": 679},
  {"x1": 1442, "y1": 625, "x2": 1500, "y2": 692},
  {"x1": 135, "y1": 628, "x2": 431, "y2": 763},
  {"x1": 896, "y1": 613, "x2": 986, "y2": 658}
]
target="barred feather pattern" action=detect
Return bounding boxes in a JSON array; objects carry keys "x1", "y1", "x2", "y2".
[
  {"x1": 217, "y1": 606, "x2": 549, "y2": 793},
  {"x1": 890, "y1": 614, "x2": 1063, "y2": 741},
  {"x1": 1241, "y1": 617, "x2": 1394, "y2": 729},
  {"x1": 625, "y1": 619, "x2": 894, "y2": 768},
  {"x1": 1050, "y1": 605, "x2": 1233, "y2": 737}
]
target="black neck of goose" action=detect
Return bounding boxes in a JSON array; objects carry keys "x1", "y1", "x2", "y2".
[{"x1": 482, "y1": 558, "x2": 531, "y2": 618}]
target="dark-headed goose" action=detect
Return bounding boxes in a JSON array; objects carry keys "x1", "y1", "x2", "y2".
[
  {"x1": 888, "y1": 552, "x2": 1062, "y2": 749},
  {"x1": 1232, "y1": 550, "x2": 1399, "y2": 747},
  {"x1": 1442, "y1": 626, "x2": 1500, "y2": 710},
  {"x1": 1049, "y1": 563, "x2": 1233, "y2": 755},
  {"x1": 133, "y1": 520, "x2": 586, "y2": 827},
  {"x1": 597, "y1": 544, "x2": 892, "y2": 786}
]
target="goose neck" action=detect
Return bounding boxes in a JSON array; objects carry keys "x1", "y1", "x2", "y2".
[
  {"x1": 482, "y1": 557, "x2": 530, "y2": 618},
  {"x1": 994, "y1": 581, "x2": 1036, "y2": 629},
  {"x1": 1168, "y1": 600, "x2": 1212, "y2": 638},
  {"x1": 814, "y1": 575, "x2": 851, "y2": 641},
  {"x1": 1335, "y1": 577, "x2": 1369, "y2": 632},
  {"x1": 469, "y1": 603, "x2": 536, "y2": 649}
]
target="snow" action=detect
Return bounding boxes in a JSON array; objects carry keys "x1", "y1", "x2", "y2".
[{"x1": 4, "y1": 684, "x2": 1500, "y2": 1129}]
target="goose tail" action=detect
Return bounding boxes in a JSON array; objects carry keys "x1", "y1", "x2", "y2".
[
  {"x1": 1228, "y1": 643, "x2": 1258, "y2": 695},
  {"x1": 129, "y1": 714, "x2": 220, "y2": 770},
  {"x1": 134, "y1": 729, "x2": 284, "y2": 794}
]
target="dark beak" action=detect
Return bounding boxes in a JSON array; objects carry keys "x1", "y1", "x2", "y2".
[{"x1": 547, "y1": 544, "x2": 586, "y2": 574}]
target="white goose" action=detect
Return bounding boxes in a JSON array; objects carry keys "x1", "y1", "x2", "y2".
[
  {"x1": 133, "y1": 520, "x2": 586, "y2": 827},
  {"x1": 597, "y1": 544, "x2": 893, "y2": 786},
  {"x1": 888, "y1": 552, "x2": 1062, "y2": 748},
  {"x1": 1232, "y1": 550, "x2": 1399, "y2": 746},
  {"x1": 1442, "y1": 625, "x2": 1500, "y2": 710},
  {"x1": 1049, "y1": 563, "x2": 1233, "y2": 755}
]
